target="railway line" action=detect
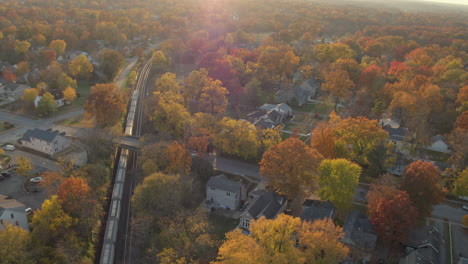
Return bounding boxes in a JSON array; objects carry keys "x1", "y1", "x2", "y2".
[{"x1": 99, "y1": 61, "x2": 152, "y2": 264}]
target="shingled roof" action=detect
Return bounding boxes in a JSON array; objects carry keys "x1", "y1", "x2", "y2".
[
  {"x1": 21, "y1": 128, "x2": 65, "y2": 143},
  {"x1": 247, "y1": 191, "x2": 286, "y2": 220},
  {"x1": 206, "y1": 174, "x2": 242, "y2": 193}
]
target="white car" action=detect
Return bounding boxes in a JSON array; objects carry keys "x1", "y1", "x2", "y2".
[
  {"x1": 25, "y1": 208, "x2": 33, "y2": 215},
  {"x1": 462, "y1": 205, "x2": 468, "y2": 211},
  {"x1": 29, "y1": 177, "x2": 43, "y2": 183},
  {"x1": 3, "y1": 145, "x2": 15, "y2": 151}
]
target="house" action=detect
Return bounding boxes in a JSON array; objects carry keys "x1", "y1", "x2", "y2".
[
  {"x1": 388, "y1": 152, "x2": 409, "y2": 176},
  {"x1": 293, "y1": 78, "x2": 320, "y2": 106},
  {"x1": 206, "y1": 174, "x2": 247, "y2": 211},
  {"x1": 0, "y1": 83, "x2": 30, "y2": 101},
  {"x1": 400, "y1": 225, "x2": 442, "y2": 264},
  {"x1": 246, "y1": 103, "x2": 293, "y2": 129},
  {"x1": 0, "y1": 194, "x2": 30, "y2": 231},
  {"x1": 384, "y1": 125, "x2": 411, "y2": 155},
  {"x1": 424, "y1": 135, "x2": 451, "y2": 154},
  {"x1": 34, "y1": 90, "x2": 65, "y2": 108},
  {"x1": 238, "y1": 190, "x2": 287, "y2": 230},
  {"x1": 20, "y1": 128, "x2": 71, "y2": 156},
  {"x1": 342, "y1": 210, "x2": 377, "y2": 263},
  {"x1": 299, "y1": 200, "x2": 335, "y2": 222}
]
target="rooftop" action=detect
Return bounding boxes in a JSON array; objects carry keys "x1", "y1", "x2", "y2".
[
  {"x1": 21, "y1": 128, "x2": 66, "y2": 143},
  {"x1": 206, "y1": 174, "x2": 242, "y2": 194},
  {"x1": 300, "y1": 200, "x2": 335, "y2": 222}
]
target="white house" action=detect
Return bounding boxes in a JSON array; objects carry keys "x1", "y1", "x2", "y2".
[
  {"x1": 34, "y1": 90, "x2": 65, "y2": 108},
  {"x1": 0, "y1": 194, "x2": 30, "y2": 231},
  {"x1": 425, "y1": 135, "x2": 451, "y2": 154},
  {"x1": 20, "y1": 128, "x2": 71, "y2": 156},
  {"x1": 238, "y1": 190, "x2": 287, "y2": 230},
  {"x1": 206, "y1": 174, "x2": 247, "y2": 210}
]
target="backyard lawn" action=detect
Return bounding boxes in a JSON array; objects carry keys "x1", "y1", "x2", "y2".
[{"x1": 208, "y1": 214, "x2": 239, "y2": 239}]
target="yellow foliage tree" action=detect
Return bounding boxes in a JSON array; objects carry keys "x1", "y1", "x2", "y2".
[{"x1": 63, "y1": 86, "x2": 77, "y2": 102}]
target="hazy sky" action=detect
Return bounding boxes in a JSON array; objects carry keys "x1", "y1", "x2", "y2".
[{"x1": 423, "y1": 0, "x2": 468, "y2": 5}]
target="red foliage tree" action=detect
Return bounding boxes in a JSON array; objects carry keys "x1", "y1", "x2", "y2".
[
  {"x1": 401, "y1": 161, "x2": 445, "y2": 218},
  {"x1": 56, "y1": 177, "x2": 92, "y2": 218},
  {"x1": 370, "y1": 190, "x2": 418, "y2": 243}
]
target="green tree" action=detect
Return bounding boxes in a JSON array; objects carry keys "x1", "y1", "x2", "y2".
[
  {"x1": 127, "y1": 70, "x2": 137, "y2": 87},
  {"x1": 455, "y1": 168, "x2": 468, "y2": 197},
  {"x1": 215, "y1": 117, "x2": 259, "y2": 160},
  {"x1": 57, "y1": 73, "x2": 77, "y2": 90},
  {"x1": 14, "y1": 40, "x2": 31, "y2": 55},
  {"x1": 36, "y1": 92, "x2": 57, "y2": 116},
  {"x1": 100, "y1": 49, "x2": 124, "y2": 81},
  {"x1": 149, "y1": 91, "x2": 190, "y2": 138},
  {"x1": 151, "y1": 50, "x2": 170, "y2": 73},
  {"x1": 318, "y1": 159, "x2": 362, "y2": 210},
  {"x1": 49, "y1": 39, "x2": 67, "y2": 56},
  {"x1": 155, "y1": 72, "x2": 181, "y2": 93},
  {"x1": 69, "y1": 54, "x2": 94, "y2": 80},
  {"x1": 132, "y1": 173, "x2": 187, "y2": 218},
  {"x1": 0, "y1": 224, "x2": 34, "y2": 264}
]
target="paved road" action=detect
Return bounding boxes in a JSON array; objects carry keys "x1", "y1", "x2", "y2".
[
  {"x1": 115, "y1": 57, "x2": 138, "y2": 89},
  {"x1": 0, "y1": 108, "x2": 84, "y2": 145}
]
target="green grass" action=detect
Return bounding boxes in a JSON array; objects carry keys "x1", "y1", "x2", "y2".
[
  {"x1": 53, "y1": 83, "x2": 90, "y2": 115},
  {"x1": 208, "y1": 214, "x2": 239, "y2": 239},
  {"x1": 423, "y1": 149, "x2": 450, "y2": 163}
]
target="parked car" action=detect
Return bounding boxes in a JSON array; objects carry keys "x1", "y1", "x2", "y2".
[
  {"x1": 1, "y1": 172, "x2": 11, "y2": 178},
  {"x1": 462, "y1": 205, "x2": 468, "y2": 211},
  {"x1": 29, "y1": 177, "x2": 43, "y2": 183},
  {"x1": 25, "y1": 208, "x2": 33, "y2": 215},
  {"x1": 3, "y1": 145, "x2": 15, "y2": 151},
  {"x1": 0, "y1": 175, "x2": 5, "y2": 181}
]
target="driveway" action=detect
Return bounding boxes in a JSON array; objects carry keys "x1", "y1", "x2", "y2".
[
  {"x1": 5, "y1": 149, "x2": 59, "y2": 171},
  {"x1": 0, "y1": 170, "x2": 47, "y2": 210}
]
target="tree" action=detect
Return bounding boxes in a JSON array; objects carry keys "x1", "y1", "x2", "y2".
[
  {"x1": 100, "y1": 49, "x2": 124, "y2": 81},
  {"x1": 311, "y1": 122, "x2": 336, "y2": 159},
  {"x1": 39, "y1": 171, "x2": 64, "y2": 196},
  {"x1": 0, "y1": 224, "x2": 34, "y2": 264},
  {"x1": 369, "y1": 190, "x2": 418, "y2": 243},
  {"x1": 366, "y1": 174, "x2": 399, "y2": 216},
  {"x1": 454, "y1": 168, "x2": 468, "y2": 197},
  {"x1": 257, "y1": 126, "x2": 283, "y2": 154},
  {"x1": 57, "y1": 73, "x2": 77, "y2": 90},
  {"x1": 366, "y1": 142, "x2": 395, "y2": 177},
  {"x1": 199, "y1": 79, "x2": 229, "y2": 115},
  {"x1": 132, "y1": 173, "x2": 187, "y2": 218},
  {"x1": 165, "y1": 141, "x2": 192, "y2": 175},
  {"x1": 313, "y1": 43, "x2": 355, "y2": 63},
  {"x1": 214, "y1": 214, "x2": 348, "y2": 264},
  {"x1": 69, "y1": 54, "x2": 93, "y2": 80},
  {"x1": 49, "y1": 39, "x2": 67, "y2": 56},
  {"x1": 16, "y1": 61, "x2": 30, "y2": 76},
  {"x1": 36, "y1": 92, "x2": 57, "y2": 116},
  {"x1": 215, "y1": 117, "x2": 259, "y2": 160},
  {"x1": 183, "y1": 68, "x2": 209, "y2": 102},
  {"x1": 322, "y1": 69, "x2": 355, "y2": 109},
  {"x1": 260, "y1": 138, "x2": 323, "y2": 199},
  {"x1": 318, "y1": 159, "x2": 362, "y2": 210},
  {"x1": 463, "y1": 215, "x2": 468, "y2": 227},
  {"x1": 16, "y1": 156, "x2": 32, "y2": 178},
  {"x1": 127, "y1": 70, "x2": 137, "y2": 87},
  {"x1": 56, "y1": 177, "x2": 92, "y2": 217},
  {"x1": 14, "y1": 40, "x2": 31, "y2": 55},
  {"x1": 85, "y1": 83, "x2": 126, "y2": 127},
  {"x1": 151, "y1": 50, "x2": 170, "y2": 73},
  {"x1": 401, "y1": 161, "x2": 445, "y2": 218},
  {"x1": 155, "y1": 72, "x2": 181, "y2": 93},
  {"x1": 63, "y1": 86, "x2": 76, "y2": 102},
  {"x1": 332, "y1": 115, "x2": 389, "y2": 166},
  {"x1": 149, "y1": 91, "x2": 190, "y2": 138},
  {"x1": 22, "y1": 88, "x2": 38, "y2": 111}
]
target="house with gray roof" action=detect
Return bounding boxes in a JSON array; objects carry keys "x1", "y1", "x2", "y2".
[
  {"x1": 247, "y1": 103, "x2": 293, "y2": 130},
  {"x1": 0, "y1": 82, "x2": 30, "y2": 102},
  {"x1": 424, "y1": 135, "x2": 451, "y2": 154},
  {"x1": 20, "y1": 128, "x2": 71, "y2": 156},
  {"x1": 293, "y1": 78, "x2": 320, "y2": 106},
  {"x1": 0, "y1": 194, "x2": 29, "y2": 231},
  {"x1": 400, "y1": 225, "x2": 442, "y2": 264},
  {"x1": 238, "y1": 190, "x2": 287, "y2": 230},
  {"x1": 342, "y1": 210, "x2": 377, "y2": 263},
  {"x1": 300, "y1": 200, "x2": 335, "y2": 222},
  {"x1": 206, "y1": 174, "x2": 246, "y2": 211}
]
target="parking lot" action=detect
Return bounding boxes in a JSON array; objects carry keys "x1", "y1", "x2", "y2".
[{"x1": 0, "y1": 148, "x2": 59, "y2": 210}]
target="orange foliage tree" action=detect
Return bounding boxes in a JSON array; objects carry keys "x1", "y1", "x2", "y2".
[
  {"x1": 56, "y1": 177, "x2": 92, "y2": 218},
  {"x1": 321, "y1": 69, "x2": 355, "y2": 109},
  {"x1": 259, "y1": 138, "x2": 323, "y2": 199},
  {"x1": 165, "y1": 141, "x2": 192, "y2": 176},
  {"x1": 310, "y1": 122, "x2": 336, "y2": 159}
]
